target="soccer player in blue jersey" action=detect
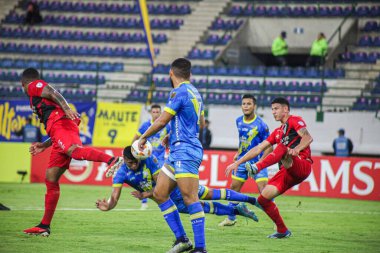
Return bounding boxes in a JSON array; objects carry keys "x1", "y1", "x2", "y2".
[
  {"x1": 132, "y1": 104, "x2": 170, "y2": 210},
  {"x1": 220, "y1": 94, "x2": 273, "y2": 227},
  {"x1": 137, "y1": 58, "x2": 206, "y2": 253},
  {"x1": 96, "y1": 146, "x2": 259, "y2": 222}
]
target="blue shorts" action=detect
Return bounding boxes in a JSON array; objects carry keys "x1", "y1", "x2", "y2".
[
  {"x1": 232, "y1": 164, "x2": 268, "y2": 183},
  {"x1": 171, "y1": 185, "x2": 209, "y2": 214},
  {"x1": 166, "y1": 150, "x2": 202, "y2": 179}
]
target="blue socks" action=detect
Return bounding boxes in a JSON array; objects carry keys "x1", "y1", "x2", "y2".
[
  {"x1": 188, "y1": 202, "x2": 206, "y2": 250},
  {"x1": 212, "y1": 189, "x2": 257, "y2": 206},
  {"x1": 141, "y1": 198, "x2": 148, "y2": 204},
  {"x1": 159, "y1": 199, "x2": 186, "y2": 239},
  {"x1": 203, "y1": 202, "x2": 237, "y2": 216}
]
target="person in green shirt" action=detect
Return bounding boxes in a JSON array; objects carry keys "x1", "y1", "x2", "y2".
[
  {"x1": 306, "y1": 33, "x2": 328, "y2": 67},
  {"x1": 271, "y1": 31, "x2": 288, "y2": 66}
]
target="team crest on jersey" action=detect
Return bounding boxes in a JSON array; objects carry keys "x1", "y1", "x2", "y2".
[
  {"x1": 170, "y1": 92, "x2": 176, "y2": 98},
  {"x1": 36, "y1": 82, "x2": 43, "y2": 88}
]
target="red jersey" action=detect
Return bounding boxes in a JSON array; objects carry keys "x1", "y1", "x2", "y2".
[
  {"x1": 27, "y1": 80, "x2": 66, "y2": 133},
  {"x1": 266, "y1": 115, "x2": 311, "y2": 160}
]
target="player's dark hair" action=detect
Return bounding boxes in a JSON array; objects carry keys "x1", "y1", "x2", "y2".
[
  {"x1": 271, "y1": 97, "x2": 290, "y2": 110},
  {"x1": 171, "y1": 58, "x2": 191, "y2": 80},
  {"x1": 123, "y1": 146, "x2": 137, "y2": 161},
  {"x1": 151, "y1": 104, "x2": 161, "y2": 110},
  {"x1": 21, "y1": 68, "x2": 40, "y2": 83},
  {"x1": 242, "y1": 94, "x2": 256, "y2": 104}
]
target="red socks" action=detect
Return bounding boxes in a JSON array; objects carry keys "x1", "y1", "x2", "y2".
[
  {"x1": 71, "y1": 146, "x2": 113, "y2": 164},
  {"x1": 41, "y1": 180, "x2": 60, "y2": 226},
  {"x1": 256, "y1": 142, "x2": 288, "y2": 171},
  {"x1": 258, "y1": 195, "x2": 288, "y2": 233}
]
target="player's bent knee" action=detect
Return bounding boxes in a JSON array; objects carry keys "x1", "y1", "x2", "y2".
[
  {"x1": 153, "y1": 190, "x2": 168, "y2": 204},
  {"x1": 66, "y1": 144, "x2": 80, "y2": 156}
]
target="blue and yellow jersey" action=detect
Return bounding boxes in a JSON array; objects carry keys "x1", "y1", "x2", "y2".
[
  {"x1": 164, "y1": 81, "x2": 204, "y2": 158},
  {"x1": 137, "y1": 120, "x2": 170, "y2": 161},
  {"x1": 112, "y1": 156, "x2": 160, "y2": 192},
  {"x1": 236, "y1": 114, "x2": 269, "y2": 162}
]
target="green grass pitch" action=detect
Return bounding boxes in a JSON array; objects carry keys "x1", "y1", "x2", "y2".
[{"x1": 0, "y1": 183, "x2": 379, "y2": 253}]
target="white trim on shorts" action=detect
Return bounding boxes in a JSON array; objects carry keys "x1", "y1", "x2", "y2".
[{"x1": 161, "y1": 165, "x2": 176, "y2": 182}]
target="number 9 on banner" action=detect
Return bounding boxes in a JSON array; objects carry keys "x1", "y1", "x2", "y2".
[{"x1": 108, "y1": 129, "x2": 117, "y2": 144}]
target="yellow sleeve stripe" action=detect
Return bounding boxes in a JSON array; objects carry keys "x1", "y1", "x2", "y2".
[
  {"x1": 201, "y1": 110, "x2": 205, "y2": 116},
  {"x1": 161, "y1": 205, "x2": 178, "y2": 215},
  {"x1": 112, "y1": 183, "x2": 123, "y2": 188},
  {"x1": 255, "y1": 177, "x2": 268, "y2": 183},
  {"x1": 209, "y1": 202, "x2": 214, "y2": 213},
  {"x1": 175, "y1": 173, "x2": 199, "y2": 179},
  {"x1": 200, "y1": 186, "x2": 209, "y2": 200},
  {"x1": 190, "y1": 211, "x2": 205, "y2": 220},
  {"x1": 153, "y1": 169, "x2": 161, "y2": 175},
  {"x1": 164, "y1": 107, "x2": 176, "y2": 116},
  {"x1": 231, "y1": 175, "x2": 247, "y2": 183},
  {"x1": 220, "y1": 189, "x2": 226, "y2": 200},
  {"x1": 136, "y1": 132, "x2": 142, "y2": 136}
]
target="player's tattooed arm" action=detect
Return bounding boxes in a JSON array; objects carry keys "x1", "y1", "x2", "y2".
[
  {"x1": 40, "y1": 84, "x2": 79, "y2": 120},
  {"x1": 288, "y1": 127, "x2": 313, "y2": 156}
]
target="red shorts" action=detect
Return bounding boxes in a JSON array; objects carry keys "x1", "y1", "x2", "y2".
[
  {"x1": 47, "y1": 118, "x2": 82, "y2": 168},
  {"x1": 268, "y1": 156, "x2": 312, "y2": 194}
]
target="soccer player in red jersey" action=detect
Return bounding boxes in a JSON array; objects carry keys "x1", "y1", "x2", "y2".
[
  {"x1": 225, "y1": 97, "x2": 313, "y2": 239},
  {"x1": 21, "y1": 68, "x2": 123, "y2": 236}
]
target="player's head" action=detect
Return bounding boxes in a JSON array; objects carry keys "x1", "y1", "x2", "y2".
[
  {"x1": 338, "y1": 128, "x2": 345, "y2": 136},
  {"x1": 169, "y1": 58, "x2": 191, "y2": 88},
  {"x1": 281, "y1": 31, "x2": 287, "y2": 39},
  {"x1": 21, "y1": 68, "x2": 40, "y2": 86},
  {"x1": 271, "y1": 97, "x2": 290, "y2": 122},
  {"x1": 123, "y1": 146, "x2": 140, "y2": 171},
  {"x1": 241, "y1": 94, "x2": 256, "y2": 117},
  {"x1": 150, "y1": 104, "x2": 161, "y2": 121}
]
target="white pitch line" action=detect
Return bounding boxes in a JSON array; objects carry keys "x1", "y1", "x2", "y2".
[{"x1": 5, "y1": 208, "x2": 380, "y2": 215}]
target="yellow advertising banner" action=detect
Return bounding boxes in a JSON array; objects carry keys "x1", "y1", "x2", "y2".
[
  {"x1": 0, "y1": 143, "x2": 31, "y2": 183},
  {"x1": 92, "y1": 102, "x2": 142, "y2": 147}
]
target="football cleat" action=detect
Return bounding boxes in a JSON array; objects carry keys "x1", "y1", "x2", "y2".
[
  {"x1": 105, "y1": 157, "x2": 123, "y2": 178},
  {"x1": 218, "y1": 218, "x2": 236, "y2": 227},
  {"x1": 236, "y1": 203, "x2": 259, "y2": 222},
  {"x1": 267, "y1": 230, "x2": 292, "y2": 239},
  {"x1": 245, "y1": 162, "x2": 258, "y2": 178},
  {"x1": 166, "y1": 237, "x2": 193, "y2": 253},
  {"x1": 189, "y1": 248, "x2": 207, "y2": 253},
  {"x1": 23, "y1": 226, "x2": 50, "y2": 237}
]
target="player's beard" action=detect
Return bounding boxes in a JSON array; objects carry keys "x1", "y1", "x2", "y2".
[{"x1": 170, "y1": 77, "x2": 174, "y2": 88}]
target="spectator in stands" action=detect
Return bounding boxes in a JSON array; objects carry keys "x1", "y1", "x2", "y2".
[
  {"x1": 199, "y1": 119, "x2": 212, "y2": 149},
  {"x1": 24, "y1": 1, "x2": 43, "y2": 25},
  {"x1": 271, "y1": 31, "x2": 288, "y2": 66},
  {"x1": 332, "y1": 128, "x2": 353, "y2": 157},
  {"x1": 15, "y1": 115, "x2": 42, "y2": 142},
  {"x1": 306, "y1": 33, "x2": 328, "y2": 67}
]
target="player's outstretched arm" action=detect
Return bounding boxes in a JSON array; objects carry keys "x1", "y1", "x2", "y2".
[
  {"x1": 40, "y1": 84, "x2": 79, "y2": 121},
  {"x1": 29, "y1": 138, "x2": 52, "y2": 155},
  {"x1": 96, "y1": 187, "x2": 122, "y2": 211},
  {"x1": 225, "y1": 140, "x2": 272, "y2": 176},
  {"x1": 288, "y1": 128, "x2": 313, "y2": 156},
  {"x1": 139, "y1": 111, "x2": 173, "y2": 150}
]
